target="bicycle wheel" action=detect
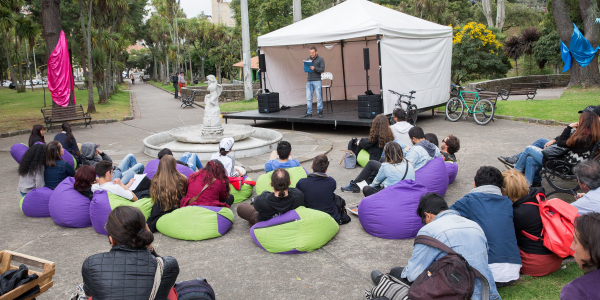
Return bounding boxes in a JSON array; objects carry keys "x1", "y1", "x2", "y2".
[
  {"x1": 473, "y1": 99, "x2": 495, "y2": 125},
  {"x1": 407, "y1": 105, "x2": 418, "y2": 126},
  {"x1": 445, "y1": 97, "x2": 463, "y2": 122}
]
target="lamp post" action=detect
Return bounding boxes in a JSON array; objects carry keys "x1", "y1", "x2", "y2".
[{"x1": 241, "y1": 0, "x2": 253, "y2": 100}]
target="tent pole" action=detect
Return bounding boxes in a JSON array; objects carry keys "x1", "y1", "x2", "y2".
[
  {"x1": 340, "y1": 40, "x2": 347, "y2": 101},
  {"x1": 377, "y1": 34, "x2": 383, "y2": 101}
]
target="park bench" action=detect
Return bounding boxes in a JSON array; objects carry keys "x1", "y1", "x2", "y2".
[
  {"x1": 41, "y1": 104, "x2": 92, "y2": 131},
  {"x1": 76, "y1": 85, "x2": 87, "y2": 90},
  {"x1": 500, "y1": 82, "x2": 540, "y2": 100},
  {"x1": 534, "y1": 80, "x2": 552, "y2": 88},
  {"x1": 180, "y1": 89, "x2": 197, "y2": 109},
  {"x1": 0, "y1": 250, "x2": 56, "y2": 300},
  {"x1": 462, "y1": 89, "x2": 500, "y2": 108}
]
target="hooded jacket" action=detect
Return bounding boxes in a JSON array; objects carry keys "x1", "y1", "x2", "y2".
[
  {"x1": 398, "y1": 139, "x2": 441, "y2": 171},
  {"x1": 390, "y1": 121, "x2": 413, "y2": 146},
  {"x1": 81, "y1": 143, "x2": 112, "y2": 167},
  {"x1": 254, "y1": 188, "x2": 304, "y2": 222}
]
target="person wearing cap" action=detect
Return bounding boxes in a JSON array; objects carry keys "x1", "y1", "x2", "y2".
[
  {"x1": 211, "y1": 137, "x2": 246, "y2": 177},
  {"x1": 80, "y1": 142, "x2": 145, "y2": 186}
]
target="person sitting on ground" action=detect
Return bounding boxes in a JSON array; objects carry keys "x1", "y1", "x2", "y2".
[
  {"x1": 297, "y1": 154, "x2": 349, "y2": 224},
  {"x1": 44, "y1": 141, "x2": 75, "y2": 190},
  {"x1": 92, "y1": 160, "x2": 138, "y2": 201},
  {"x1": 349, "y1": 114, "x2": 394, "y2": 161},
  {"x1": 395, "y1": 126, "x2": 441, "y2": 171},
  {"x1": 237, "y1": 168, "x2": 304, "y2": 226},
  {"x1": 441, "y1": 134, "x2": 460, "y2": 162},
  {"x1": 74, "y1": 166, "x2": 97, "y2": 200},
  {"x1": 560, "y1": 212, "x2": 600, "y2": 300},
  {"x1": 53, "y1": 122, "x2": 81, "y2": 160},
  {"x1": 425, "y1": 133, "x2": 439, "y2": 147},
  {"x1": 450, "y1": 166, "x2": 522, "y2": 287},
  {"x1": 502, "y1": 169, "x2": 562, "y2": 277},
  {"x1": 17, "y1": 144, "x2": 46, "y2": 197},
  {"x1": 264, "y1": 141, "x2": 300, "y2": 173},
  {"x1": 28, "y1": 124, "x2": 45, "y2": 147},
  {"x1": 147, "y1": 155, "x2": 188, "y2": 233},
  {"x1": 341, "y1": 143, "x2": 415, "y2": 194},
  {"x1": 571, "y1": 161, "x2": 600, "y2": 215},
  {"x1": 389, "y1": 109, "x2": 413, "y2": 146},
  {"x1": 211, "y1": 137, "x2": 246, "y2": 177},
  {"x1": 81, "y1": 142, "x2": 112, "y2": 168},
  {"x1": 370, "y1": 193, "x2": 500, "y2": 300},
  {"x1": 81, "y1": 206, "x2": 179, "y2": 300},
  {"x1": 180, "y1": 160, "x2": 234, "y2": 208}
]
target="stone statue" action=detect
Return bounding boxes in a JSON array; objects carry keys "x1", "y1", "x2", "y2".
[{"x1": 202, "y1": 75, "x2": 224, "y2": 136}]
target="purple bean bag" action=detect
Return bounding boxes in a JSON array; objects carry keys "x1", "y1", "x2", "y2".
[
  {"x1": 11, "y1": 143, "x2": 29, "y2": 164},
  {"x1": 358, "y1": 179, "x2": 427, "y2": 239},
  {"x1": 49, "y1": 177, "x2": 92, "y2": 228},
  {"x1": 90, "y1": 190, "x2": 153, "y2": 235},
  {"x1": 446, "y1": 161, "x2": 459, "y2": 184},
  {"x1": 20, "y1": 187, "x2": 54, "y2": 218},
  {"x1": 145, "y1": 159, "x2": 194, "y2": 179},
  {"x1": 415, "y1": 157, "x2": 449, "y2": 196},
  {"x1": 61, "y1": 151, "x2": 76, "y2": 169}
]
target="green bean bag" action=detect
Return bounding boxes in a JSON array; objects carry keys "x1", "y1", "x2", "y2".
[
  {"x1": 156, "y1": 206, "x2": 234, "y2": 241},
  {"x1": 230, "y1": 176, "x2": 254, "y2": 203},
  {"x1": 255, "y1": 166, "x2": 307, "y2": 195},
  {"x1": 250, "y1": 207, "x2": 339, "y2": 254},
  {"x1": 357, "y1": 149, "x2": 370, "y2": 167},
  {"x1": 90, "y1": 190, "x2": 152, "y2": 235}
]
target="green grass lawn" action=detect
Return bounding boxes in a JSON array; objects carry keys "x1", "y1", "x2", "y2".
[
  {"x1": 0, "y1": 87, "x2": 131, "y2": 132},
  {"x1": 220, "y1": 98, "x2": 258, "y2": 113},
  {"x1": 148, "y1": 80, "x2": 206, "y2": 93},
  {"x1": 498, "y1": 263, "x2": 582, "y2": 300}
]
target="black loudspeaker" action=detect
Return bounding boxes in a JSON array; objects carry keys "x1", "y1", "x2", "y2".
[
  {"x1": 259, "y1": 54, "x2": 266, "y2": 72},
  {"x1": 363, "y1": 48, "x2": 370, "y2": 71},
  {"x1": 258, "y1": 93, "x2": 280, "y2": 113},
  {"x1": 358, "y1": 94, "x2": 382, "y2": 119}
]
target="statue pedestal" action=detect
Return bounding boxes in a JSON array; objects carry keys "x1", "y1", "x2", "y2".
[{"x1": 202, "y1": 115, "x2": 224, "y2": 136}]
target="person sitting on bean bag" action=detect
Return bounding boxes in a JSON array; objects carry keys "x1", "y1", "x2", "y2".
[
  {"x1": 441, "y1": 135, "x2": 460, "y2": 162},
  {"x1": 158, "y1": 148, "x2": 189, "y2": 167},
  {"x1": 395, "y1": 127, "x2": 441, "y2": 171},
  {"x1": 44, "y1": 141, "x2": 75, "y2": 190},
  {"x1": 28, "y1": 124, "x2": 45, "y2": 147},
  {"x1": 18, "y1": 144, "x2": 46, "y2": 197},
  {"x1": 80, "y1": 142, "x2": 112, "y2": 168},
  {"x1": 264, "y1": 141, "x2": 301, "y2": 173},
  {"x1": 92, "y1": 160, "x2": 138, "y2": 201},
  {"x1": 180, "y1": 160, "x2": 234, "y2": 208},
  {"x1": 425, "y1": 133, "x2": 439, "y2": 147},
  {"x1": 147, "y1": 155, "x2": 188, "y2": 233},
  {"x1": 212, "y1": 137, "x2": 246, "y2": 177},
  {"x1": 53, "y1": 122, "x2": 81, "y2": 162},
  {"x1": 238, "y1": 168, "x2": 304, "y2": 226},
  {"x1": 74, "y1": 166, "x2": 97, "y2": 200}
]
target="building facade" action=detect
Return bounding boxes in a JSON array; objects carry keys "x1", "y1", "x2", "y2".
[{"x1": 211, "y1": 0, "x2": 235, "y2": 27}]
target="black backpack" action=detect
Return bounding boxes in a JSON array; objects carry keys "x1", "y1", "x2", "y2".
[
  {"x1": 174, "y1": 278, "x2": 215, "y2": 300},
  {"x1": 407, "y1": 236, "x2": 491, "y2": 300},
  {"x1": 171, "y1": 75, "x2": 178, "y2": 83}
]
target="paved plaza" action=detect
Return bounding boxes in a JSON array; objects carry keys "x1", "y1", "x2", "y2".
[{"x1": 0, "y1": 83, "x2": 569, "y2": 299}]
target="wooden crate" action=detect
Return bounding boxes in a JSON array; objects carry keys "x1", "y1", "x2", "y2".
[{"x1": 0, "y1": 250, "x2": 55, "y2": 300}]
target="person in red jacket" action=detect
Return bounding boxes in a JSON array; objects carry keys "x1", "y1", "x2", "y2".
[{"x1": 180, "y1": 160, "x2": 234, "y2": 208}]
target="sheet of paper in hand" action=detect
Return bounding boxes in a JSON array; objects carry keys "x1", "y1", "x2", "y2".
[{"x1": 304, "y1": 60, "x2": 314, "y2": 73}]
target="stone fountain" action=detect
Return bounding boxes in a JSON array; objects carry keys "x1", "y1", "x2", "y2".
[{"x1": 143, "y1": 75, "x2": 281, "y2": 160}]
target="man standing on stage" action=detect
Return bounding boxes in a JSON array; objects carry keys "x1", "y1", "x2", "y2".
[{"x1": 302, "y1": 46, "x2": 325, "y2": 118}]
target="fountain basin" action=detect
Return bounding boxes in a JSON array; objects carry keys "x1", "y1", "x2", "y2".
[{"x1": 169, "y1": 124, "x2": 255, "y2": 144}]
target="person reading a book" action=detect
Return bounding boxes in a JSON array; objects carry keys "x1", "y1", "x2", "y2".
[
  {"x1": 301, "y1": 46, "x2": 325, "y2": 119},
  {"x1": 92, "y1": 160, "x2": 138, "y2": 201}
]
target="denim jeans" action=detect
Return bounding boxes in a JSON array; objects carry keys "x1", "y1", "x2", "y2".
[
  {"x1": 180, "y1": 152, "x2": 203, "y2": 171},
  {"x1": 514, "y1": 145, "x2": 544, "y2": 185},
  {"x1": 113, "y1": 154, "x2": 145, "y2": 185},
  {"x1": 20, "y1": 192, "x2": 26, "y2": 197},
  {"x1": 306, "y1": 81, "x2": 323, "y2": 114},
  {"x1": 515, "y1": 138, "x2": 548, "y2": 182}
]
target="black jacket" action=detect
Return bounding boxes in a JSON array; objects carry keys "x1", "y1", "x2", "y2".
[
  {"x1": 82, "y1": 245, "x2": 179, "y2": 300},
  {"x1": 296, "y1": 173, "x2": 340, "y2": 222},
  {"x1": 359, "y1": 137, "x2": 385, "y2": 161},
  {"x1": 556, "y1": 125, "x2": 596, "y2": 154},
  {"x1": 512, "y1": 187, "x2": 554, "y2": 255},
  {"x1": 254, "y1": 188, "x2": 304, "y2": 222}
]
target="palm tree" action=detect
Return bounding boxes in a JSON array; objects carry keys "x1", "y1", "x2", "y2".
[
  {"x1": 519, "y1": 27, "x2": 541, "y2": 75},
  {"x1": 78, "y1": 0, "x2": 95, "y2": 112},
  {"x1": 0, "y1": 5, "x2": 18, "y2": 90},
  {"x1": 504, "y1": 36, "x2": 523, "y2": 77},
  {"x1": 15, "y1": 16, "x2": 40, "y2": 91}
]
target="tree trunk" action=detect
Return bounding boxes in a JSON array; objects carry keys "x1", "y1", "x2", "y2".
[
  {"x1": 200, "y1": 57, "x2": 205, "y2": 80},
  {"x1": 3, "y1": 35, "x2": 19, "y2": 90},
  {"x1": 496, "y1": 0, "x2": 505, "y2": 30},
  {"x1": 482, "y1": 0, "x2": 494, "y2": 28},
  {"x1": 188, "y1": 44, "x2": 192, "y2": 80},
  {"x1": 153, "y1": 53, "x2": 157, "y2": 80},
  {"x1": 79, "y1": 0, "x2": 95, "y2": 112}
]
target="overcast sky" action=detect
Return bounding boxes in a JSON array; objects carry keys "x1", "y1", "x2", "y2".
[{"x1": 180, "y1": 0, "x2": 213, "y2": 18}]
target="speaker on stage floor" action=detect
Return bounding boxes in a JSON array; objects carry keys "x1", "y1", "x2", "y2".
[
  {"x1": 363, "y1": 48, "x2": 370, "y2": 71},
  {"x1": 358, "y1": 94, "x2": 382, "y2": 119},
  {"x1": 258, "y1": 92, "x2": 280, "y2": 113},
  {"x1": 259, "y1": 54, "x2": 266, "y2": 72}
]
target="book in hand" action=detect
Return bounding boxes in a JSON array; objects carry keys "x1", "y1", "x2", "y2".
[{"x1": 304, "y1": 60, "x2": 314, "y2": 73}]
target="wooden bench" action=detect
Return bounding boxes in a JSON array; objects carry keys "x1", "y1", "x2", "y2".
[
  {"x1": 534, "y1": 80, "x2": 552, "y2": 88},
  {"x1": 76, "y1": 85, "x2": 87, "y2": 90},
  {"x1": 41, "y1": 104, "x2": 92, "y2": 131},
  {"x1": 500, "y1": 82, "x2": 540, "y2": 100},
  {"x1": 462, "y1": 89, "x2": 500, "y2": 108},
  {"x1": 0, "y1": 250, "x2": 56, "y2": 300},
  {"x1": 180, "y1": 90, "x2": 197, "y2": 109}
]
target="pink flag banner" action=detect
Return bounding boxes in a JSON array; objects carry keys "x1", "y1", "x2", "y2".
[{"x1": 48, "y1": 31, "x2": 76, "y2": 107}]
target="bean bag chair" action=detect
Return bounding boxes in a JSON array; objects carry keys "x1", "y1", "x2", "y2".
[
  {"x1": 20, "y1": 187, "x2": 53, "y2": 218},
  {"x1": 49, "y1": 177, "x2": 92, "y2": 228},
  {"x1": 446, "y1": 161, "x2": 459, "y2": 184},
  {"x1": 90, "y1": 190, "x2": 153, "y2": 235},
  {"x1": 255, "y1": 166, "x2": 307, "y2": 195},
  {"x1": 415, "y1": 157, "x2": 449, "y2": 196},
  {"x1": 11, "y1": 143, "x2": 29, "y2": 164},
  {"x1": 61, "y1": 151, "x2": 77, "y2": 169},
  {"x1": 156, "y1": 206, "x2": 234, "y2": 241},
  {"x1": 357, "y1": 149, "x2": 369, "y2": 167},
  {"x1": 229, "y1": 176, "x2": 254, "y2": 203},
  {"x1": 358, "y1": 179, "x2": 427, "y2": 239},
  {"x1": 250, "y1": 206, "x2": 339, "y2": 254},
  {"x1": 145, "y1": 159, "x2": 194, "y2": 179}
]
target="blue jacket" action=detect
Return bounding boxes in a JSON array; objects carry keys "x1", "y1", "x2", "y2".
[
  {"x1": 44, "y1": 160, "x2": 75, "y2": 190},
  {"x1": 395, "y1": 140, "x2": 441, "y2": 171},
  {"x1": 450, "y1": 185, "x2": 522, "y2": 266},
  {"x1": 264, "y1": 159, "x2": 300, "y2": 173},
  {"x1": 401, "y1": 210, "x2": 500, "y2": 300},
  {"x1": 370, "y1": 159, "x2": 415, "y2": 188}
]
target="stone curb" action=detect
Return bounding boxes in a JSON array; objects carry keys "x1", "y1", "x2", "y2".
[
  {"x1": 245, "y1": 140, "x2": 334, "y2": 174},
  {"x1": 122, "y1": 91, "x2": 135, "y2": 121},
  {"x1": 433, "y1": 111, "x2": 569, "y2": 127}
]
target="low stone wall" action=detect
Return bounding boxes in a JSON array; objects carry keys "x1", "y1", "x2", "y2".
[
  {"x1": 181, "y1": 84, "x2": 260, "y2": 103},
  {"x1": 466, "y1": 74, "x2": 570, "y2": 92}
]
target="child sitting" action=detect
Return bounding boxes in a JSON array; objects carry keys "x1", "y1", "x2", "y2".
[
  {"x1": 211, "y1": 137, "x2": 246, "y2": 177},
  {"x1": 264, "y1": 141, "x2": 300, "y2": 172}
]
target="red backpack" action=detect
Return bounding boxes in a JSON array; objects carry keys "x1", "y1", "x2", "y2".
[{"x1": 522, "y1": 193, "x2": 580, "y2": 258}]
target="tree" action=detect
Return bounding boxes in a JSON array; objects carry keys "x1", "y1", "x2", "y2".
[
  {"x1": 533, "y1": 30, "x2": 562, "y2": 73},
  {"x1": 78, "y1": 0, "x2": 95, "y2": 112},
  {"x1": 15, "y1": 16, "x2": 40, "y2": 91},
  {"x1": 504, "y1": 35, "x2": 523, "y2": 76},
  {"x1": 0, "y1": 4, "x2": 17, "y2": 90},
  {"x1": 519, "y1": 27, "x2": 541, "y2": 75}
]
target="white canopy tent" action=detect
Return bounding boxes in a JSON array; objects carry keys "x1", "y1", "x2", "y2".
[{"x1": 257, "y1": 0, "x2": 453, "y2": 115}]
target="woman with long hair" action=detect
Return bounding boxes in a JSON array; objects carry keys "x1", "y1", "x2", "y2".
[
  {"x1": 147, "y1": 155, "x2": 188, "y2": 232},
  {"x1": 53, "y1": 122, "x2": 81, "y2": 158},
  {"x1": 74, "y1": 165, "x2": 96, "y2": 200},
  {"x1": 28, "y1": 125, "x2": 45, "y2": 147},
  {"x1": 502, "y1": 169, "x2": 562, "y2": 277},
  {"x1": 348, "y1": 114, "x2": 394, "y2": 161},
  {"x1": 362, "y1": 142, "x2": 416, "y2": 196},
  {"x1": 514, "y1": 111, "x2": 600, "y2": 186},
  {"x1": 180, "y1": 160, "x2": 234, "y2": 208},
  {"x1": 81, "y1": 206, "x2": 179, "y2": 299},
  {"x1": 17, "y1": 144, "x2": 46, "y2": 197},
  {"x1": 44, "y1": 141, "x2": 75, "y2": 190}
]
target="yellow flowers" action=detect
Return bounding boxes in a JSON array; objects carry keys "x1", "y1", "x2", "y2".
[{"x1": 452, "y1": 22, "x2": 502, "y2": 50}]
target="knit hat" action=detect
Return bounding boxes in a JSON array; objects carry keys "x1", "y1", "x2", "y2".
[{"x1": 219, "y1": 137, "x2": 235, "y2": 152}]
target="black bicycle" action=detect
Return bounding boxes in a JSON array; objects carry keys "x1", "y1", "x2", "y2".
[{"x1": 389, "y1": 89, "x2": 417, "y2": 126}]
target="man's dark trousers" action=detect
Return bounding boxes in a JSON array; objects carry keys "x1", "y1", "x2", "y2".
[{"x1": 173, "y1": 82, "x2": 179, "y2": 98}]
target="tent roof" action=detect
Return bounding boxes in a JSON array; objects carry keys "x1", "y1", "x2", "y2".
[{"x1": 257, "y1": 0, "x2": 452, "y2": 47}]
